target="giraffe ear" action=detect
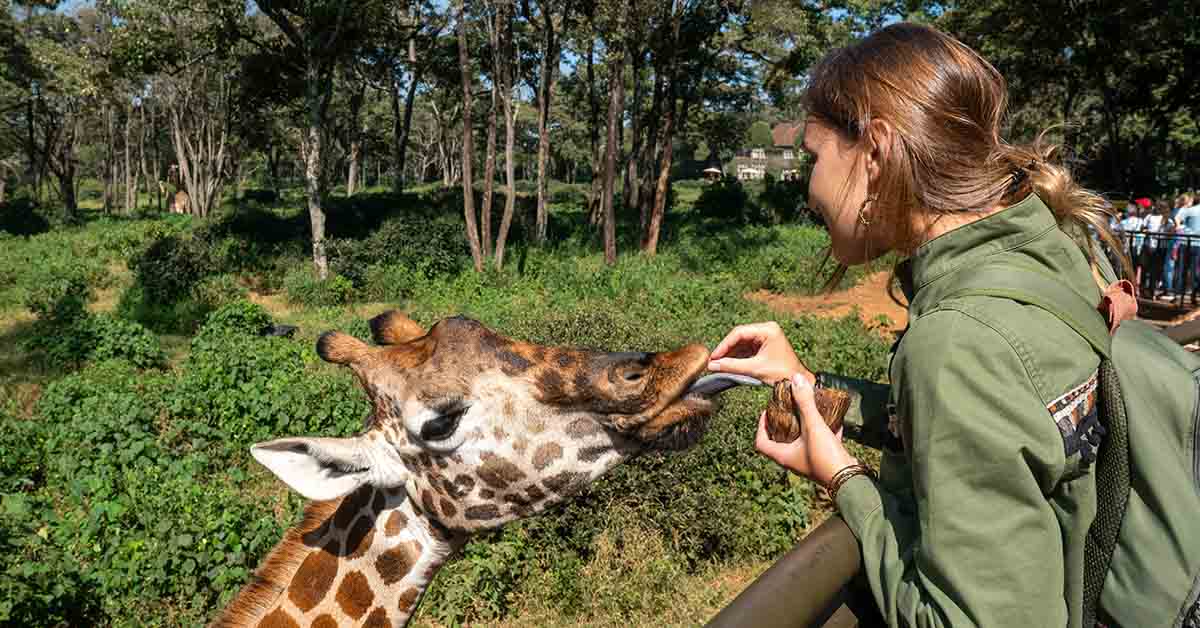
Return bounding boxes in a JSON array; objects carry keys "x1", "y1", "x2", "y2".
[{"x1": 251, "y1": 436, "x2": 371, "y2": 501}]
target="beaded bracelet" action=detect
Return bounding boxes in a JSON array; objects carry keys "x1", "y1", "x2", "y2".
[{"x1": 827, "y1": 463, "x2": 875, "y2": 503}]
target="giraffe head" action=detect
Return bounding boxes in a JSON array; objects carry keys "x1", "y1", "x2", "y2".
[{"x1": 251, "y1": 311, "x2": 716, "y2": 533}]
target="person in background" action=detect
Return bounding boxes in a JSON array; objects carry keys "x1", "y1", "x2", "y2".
[{"x1": 1174, "y1": 192, "x2": 1200, "y2": 300}]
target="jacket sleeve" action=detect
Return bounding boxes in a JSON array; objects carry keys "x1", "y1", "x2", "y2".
[
  {"x1": 817, "y1": 372, "x2": 896, "y2": 451},
  {"x1": 835, "y1": 309, "x2": 1069, "y2": 628}
]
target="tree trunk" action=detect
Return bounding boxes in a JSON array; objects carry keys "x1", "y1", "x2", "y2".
[
  {"x1": 346, "y1": 82, "x2": 365, "y2": 196},
  {"x1": 139, "y1": 103, "x2": 152, "y2": 209},
  {"x1": 124, "y1": 103, "x2": 133, "y2": 212},
  {"x1": 534, "y1": 11, "x2": 558, "y2": 243},
  {"x1": 103, "y1": 104, "x2": 114, "y2": 214},
  {"x1": 458, "y1": 0, "x2": 485, "y2": 272},
  {"x1": 644, "y1": 2, "x2": 682, "y2": 256},
  {"x1": 494, "y1": 0, "x2": 517, "y2": 270},
  {"x1": 304, "y1": 54, "x2": 330, "y2": 278},
  {"x1": 624, "y1": 49, "x2": 644, "y2": 218},
  {"x1": 601, "y1": 50, "x2": 625, "y2": 265},
  {"x1": 587, "y1": 37, "x2": 604, "y2": 226}
]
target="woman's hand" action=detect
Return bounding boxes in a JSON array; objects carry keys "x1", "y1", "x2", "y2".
[
  {"x1": 708, "y1": 321, "x2": 813, "y2": 385},
  {"x1": 755, "y1": 374, "x2": 859, "y2": 487}
]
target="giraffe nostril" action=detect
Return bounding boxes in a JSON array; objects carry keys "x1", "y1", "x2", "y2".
[{"x1": 624, "y1": 370, "x2": 645, "y2": 383}]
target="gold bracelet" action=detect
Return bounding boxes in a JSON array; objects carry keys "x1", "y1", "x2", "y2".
[{"x1": 827, "y1": 463, "x2": 874, "y2": 503}]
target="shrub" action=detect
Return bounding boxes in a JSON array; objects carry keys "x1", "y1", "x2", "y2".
[
  {"x1": 282, "y1": 266, "x2": 356, "y2": 306},
  {"x1": 0, "y1": 197, "x2": 51, "y2": 236},
  {"x1": 326, "y1": 213, "x2": 466, "y2": 288},
  {"x1": 193, "y1": 274, "x2": 249, "y2": 311},
  {"x1": 84, "y1": 314, "x2": 167, "y2": 369},
  {"x1": 196, "y1": 300, "x2": 274, "y2": 339},
  {"x1": 128, "y1": 232, "x2": 211, "y2": 304}
]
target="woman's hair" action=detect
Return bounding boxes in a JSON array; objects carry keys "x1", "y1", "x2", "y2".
[
  {"x1": 802, "y1": 22, "x2": 1132, "y2": 288},
  {"x1": 1177, "y1": 193, "x2": 1194, "y2": 209}
]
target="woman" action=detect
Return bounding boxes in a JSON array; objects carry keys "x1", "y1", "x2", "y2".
[{"x1": 709, "y1": 23, "x2": 1131, "y2": 627}]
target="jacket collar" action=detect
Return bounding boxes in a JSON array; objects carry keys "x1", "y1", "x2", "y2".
[{"x1": 896, "y1": 193, "x2": 1059, "y2": 302}]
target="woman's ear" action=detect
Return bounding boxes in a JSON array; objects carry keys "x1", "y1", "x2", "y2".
[{"x1": 864, "y1": 119, "x2": 894, "y2": 185}]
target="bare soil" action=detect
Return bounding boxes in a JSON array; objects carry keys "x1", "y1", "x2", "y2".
[{"x1": 748, "y1": 271, "x2": 908, "y2": 336}]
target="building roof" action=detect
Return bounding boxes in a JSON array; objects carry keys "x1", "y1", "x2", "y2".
[{"x1": 772, "y1": 122, "x2": 802, "y2": 148}]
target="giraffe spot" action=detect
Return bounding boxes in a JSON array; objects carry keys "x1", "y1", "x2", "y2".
[
  {"x1": 479, "y1": 489, "x2": 495, "y2": 499},
  {"x1": 498, "y1": 350, "x2": 533, "y2": 375},
  {"x1": 532, "y1": 346, "x2": 547, "y2": 362},
  {"x1": 418, "y1": 453, "x2": 433, "y2": 468},
  {"x1": 334, "y1": 485, "x2": 372, "y2": 529},
  {"x1": 502, "y1": 492, "x2": 531, "y2": 506},
  {"x1": 453, "y1": 475, "x2": 475, "y2": 496},
  {"x1": 429, "y1": 519, "x2": 455, "y2": 540},
  {"x1": 300, "y1": 516, "x2": 333, "y2": 546},
  {"x1": 536, "y1": 369, "x2": 568, "y2": 401},
  {"x1": 346, "y1": 516, "x2": 375, "y2": 560},
  {"x1": 311, "y1": 614, "x2": 337, "y2": 628},
  {"x1": 288, "y1": 547, "x2": 337, "y2": 612},
  {"x1": 526, "y1": 485, "x2": 546, "y2": 501},
  {"x1": 544, "y1": 471, "x2": 587, "y2": 494},
  {"x1": 579, "y1": 445, "x2": 610, "y2": 463},
  {"x1": 385, "y1": 510, "x2": 408, "y2": 536},
  {"x1": 421, "y1": 490, "x2": 436, "y2": 515},
  {"x1": 465, "y1": 504, "x2": 501, "y2": 520},
  {"x1": 479, "y1": 454, "x2": 526, "y2": 489},
  {"x1": 376, "y1": 540, "x2": 422, "y2": 584},
  {"x1": 566, "y1": 418, "x2": 600, "y2": 438},
  {"x1": 257, "y1": 608, "x2": 300, "y2": 628},
  {"x1": 532, "y1": 443, "x2": 562, "y2": 471},
  {"x1": 556, "y1": 352, "x2": 576, "y2": 368},
  {"x1": 398, "y1": 587, "x2": 420, "y2": 612},
  {"x1": 363, "y1": 606, "x2": 390, "y2": 628},
  {"x1": 372, "y1": 489, "x2": 385, "y2": 512},
  {"x1": 440, "y1": 498, "x2": 458, "y2": 517},
  {"x1": 335, "y1": 570, "x2": 374, "y2": 619}
]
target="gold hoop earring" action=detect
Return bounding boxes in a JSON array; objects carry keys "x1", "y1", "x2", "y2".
[{"x1": 858, "y1": 196, "x2": 878, "y2": 226}]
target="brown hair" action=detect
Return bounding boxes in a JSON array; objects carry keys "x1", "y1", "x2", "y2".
[{"x1": 803, "y1": 22, "x2": 1132, "y2": 290}]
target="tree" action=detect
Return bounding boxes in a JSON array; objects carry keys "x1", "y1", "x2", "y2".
[
  {"x1": 457, "y1": 0, "x2": 486, "y2": 272},
  {"x1": 747, "y1": 120, "x2": 771, "y2": 148}
]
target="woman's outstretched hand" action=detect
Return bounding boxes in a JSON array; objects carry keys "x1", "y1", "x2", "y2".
[
  {"x1": 709, "y1": 321, "x2": 813, "y2": 385},
  {"x1": 755, "y1": 374, "x2": 858, "y2": 487}
]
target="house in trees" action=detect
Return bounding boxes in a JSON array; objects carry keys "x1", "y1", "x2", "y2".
[{"x1": 731, "y1": 122, "x2": 804, "y2": 181}]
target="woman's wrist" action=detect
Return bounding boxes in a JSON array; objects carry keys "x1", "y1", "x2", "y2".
[{"x1": 826, "y1": 460, "x2": 873, "y2": 502}]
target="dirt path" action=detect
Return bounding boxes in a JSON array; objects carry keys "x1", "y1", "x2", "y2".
[{"x1": 747, "y1": 271, "x2": 908, "y2": 335}]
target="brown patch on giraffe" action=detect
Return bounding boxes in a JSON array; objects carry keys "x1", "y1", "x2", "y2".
[
  {"x1": 532, "y1": 442, "x2": 562, "y2": 470},
  {"x1": 565, "y1": 418, "x2": 600, "y2": 438},
  {"x1": 256, "y1": 608, "x2": 300, "y2": 628},
  {"x1": 363, "y1": 606, "x2": 391, "y2": 628},
  {"x1": 379, "y1": 335, "x2": 436, "y2": 369},
  {"x1": 385, "y1": 510, "x2": 407, "y2": 536},
  {"x1": 311, "y1": 614, "x2": 337, "y2": 628},
  {"x1": 288, "y1": 547, "x2": 338, "y2": 612},
  {"x1": 345, "y1": 516, "x2": 375, "y2": 560},
  {"x1": 497, "y1": 349, "x2": 533, "y2": 375},
  {"x1": 479, "y1": 488, "x2": 495, "y2": 499},
  {"x1": 503, "y1": 492, "x2": 532, "y2": 507},
  {"x1": 544, "y1": 471, "x2": 587, "y2": 494},
  {"x1": 440, "y1": 498, "x2": 458, "y2": 518},
  {"x1": 212, "y1": 498, "x2": 341, "y2": 627},
  {"x1": 376, "y1": 540, "x2": 422, "y2": 584},
  {"x1": 398, "y1": 587, "x2": 420, "y2": 612},
  {"x1": 421, "y1": 490, "x2": 437, "y2": 515},
  {"x1": 429, "y1": 518, "x2": 455, "y2": 541},
  {"x1": 465, "y1": 504, "x2": 501, "y2": 520},
  {"x1": 579, "y1": 445, "x2": 610, "y2": 463},
  {"x1": 454, "y1": 475, "x2": 475, "y2": 496},
  {"x1": 535, "y1": 369, "x2": 569, "y2": 402},
  {"x1": 478, "y1": 453, "x2": 527, "y2": 489},
  {"x1": 369, "y1": 310, "x2": 425, "y2": 345},
  {"x1": 526, "y1": 484, "x2": 546, "y2": 501},
  {"x1": 335, "y1": 570, "x2": 375, "y2": 619},
  {"x1": 555, "y1": 351, "x2": 576, "y2": 368},
  {"x1": 334, "y1": 485, "x2": 372, "y2": 529}
]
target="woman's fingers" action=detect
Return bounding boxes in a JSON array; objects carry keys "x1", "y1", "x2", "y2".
[
  {"x1": 710, "y1": 325, "x2": 762, "y2": 362},
  {"x1": 789, "y1": 373, "x2": 828, "y2": 436}
]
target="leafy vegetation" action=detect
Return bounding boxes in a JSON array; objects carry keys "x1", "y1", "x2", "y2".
[{"x1": 0, "y1": 184, "x2": 893, "y2": 626}]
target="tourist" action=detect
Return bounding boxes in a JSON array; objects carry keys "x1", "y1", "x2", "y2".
[{"x1": 708, "y1": 23, "x2": 1134, "y2": 627}]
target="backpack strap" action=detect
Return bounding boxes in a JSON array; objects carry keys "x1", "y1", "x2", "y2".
[{"x1": 929, "y1": 263, "x2": 1128, "y2": 628}]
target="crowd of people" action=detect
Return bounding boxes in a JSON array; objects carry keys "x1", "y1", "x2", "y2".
[{"x1": 1112, "y1": 192, "x2": 1200, "y2": 301}]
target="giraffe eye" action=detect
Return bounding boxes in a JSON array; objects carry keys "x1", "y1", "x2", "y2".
[{"x1": 421, "y1": 407, "x2": 467, "y2": 442}]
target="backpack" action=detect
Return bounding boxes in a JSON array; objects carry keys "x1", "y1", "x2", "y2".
[{"x1": 934, "y1": 262, "x2": 1200, "y2": 627}]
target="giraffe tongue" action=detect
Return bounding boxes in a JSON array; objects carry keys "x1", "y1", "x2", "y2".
[{"x1": 685, "y1": 373, "x2": 767, "y2": 397}]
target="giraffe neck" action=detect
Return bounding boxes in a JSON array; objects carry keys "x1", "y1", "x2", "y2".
[{"x1": 213, "y1": 485, "x2": 465, "y2": 628}]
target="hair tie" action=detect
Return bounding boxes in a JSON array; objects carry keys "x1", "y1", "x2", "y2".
[{"x1": 1007, "y1": 160, "x2": 1037, "y2": 196}]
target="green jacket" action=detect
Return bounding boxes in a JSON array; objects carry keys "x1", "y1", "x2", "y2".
[{"x1": 825, "y1": 194, "x2": 1105, "y2": 628}]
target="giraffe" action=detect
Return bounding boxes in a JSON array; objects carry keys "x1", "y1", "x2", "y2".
[{"x1": 213, "y1": 310, "x2": 721, "y2": 628}]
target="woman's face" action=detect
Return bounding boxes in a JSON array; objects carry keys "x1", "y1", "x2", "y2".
[{"x1": 801, "y1": 119, "x2": 891, "y2": 265}]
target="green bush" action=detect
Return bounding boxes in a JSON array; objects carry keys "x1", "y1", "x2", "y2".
[
  {"x1": 326, "y1": 213, "x2": 467, "y2": 288},
  {"x1": 84, "y1": 314, "x2": 167, "y2": 369},
  {"x1": 193, "y1": 274, "x2": 249, "y2": 310},
  {"x1": 196, "y1": 300, "x2": 273, "y2": 339},
  {"x1": 282, "y1": 267, "x2": 356, "y2": 306}
]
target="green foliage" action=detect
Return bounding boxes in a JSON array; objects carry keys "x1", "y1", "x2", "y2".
[
  {"x1": 747, "y1": 120, "x2": 773, "y2": 148},
  {"x1": 83, "y1": 314, "x2": 167, "y2": 369},
  {"x1": 196, "y1": 300, "x2": 274, "y2": 339},
  {"x1": 326, "y1": 213, "x2": 467, "y2": 288},
  {"x1": 282, "y1": 267, "x2": 357, "y2": 307}
]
